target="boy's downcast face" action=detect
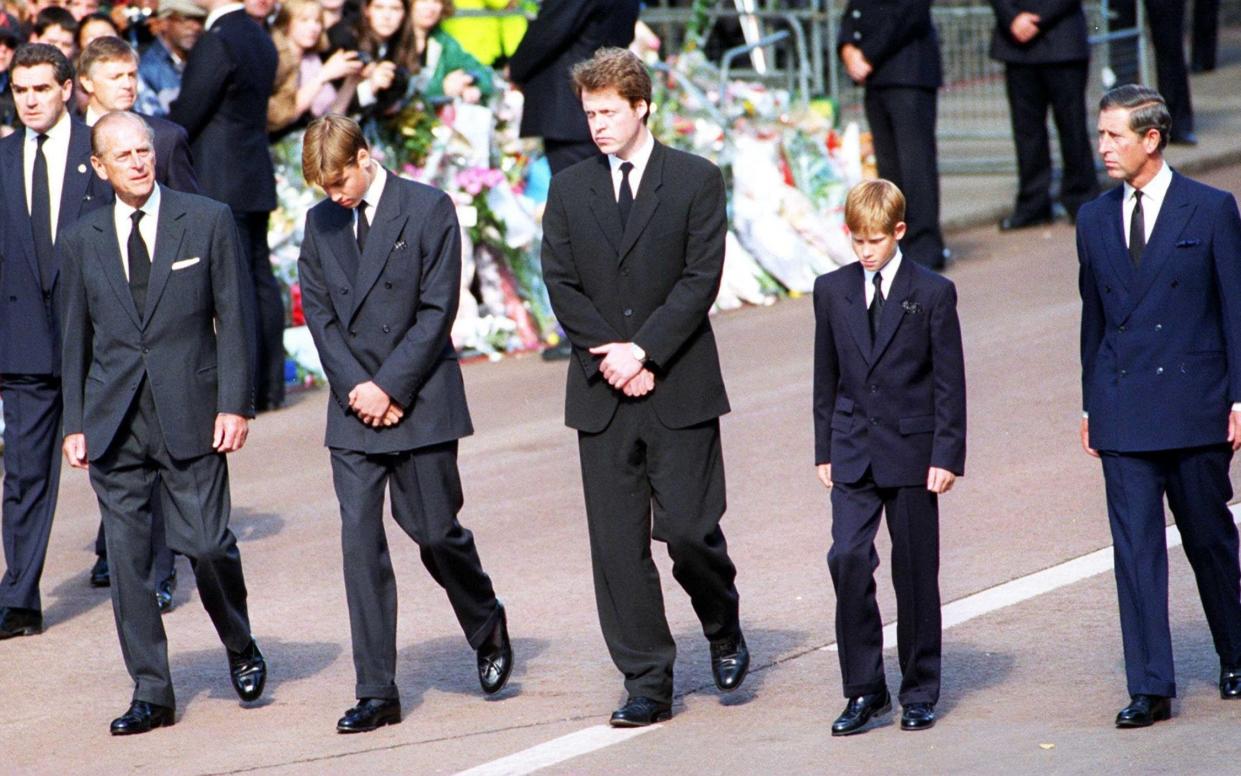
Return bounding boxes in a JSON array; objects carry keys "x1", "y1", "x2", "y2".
[{"x1": 849, "y1": 223, "x2": 906, "y2": 273}]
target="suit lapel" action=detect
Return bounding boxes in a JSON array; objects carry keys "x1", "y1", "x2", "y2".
[
  {"x1": 869, "y1": 256, "x2": 914, "y2": 367},
  {"x1": 617, "y1": 142, "x2": 664, "y2": 264},
  {"x1": 1123, "y1": 172, "x2": 1195, "y2": 318},
  {"x1": 586, "y1": 155, "x2": 623, "y2": 255},
  {"x1": 142, "y1": 187, "x2": 186, "y2": 327},
  {"x1": 1100, "y1": 186, "x2": 1134, "y2": 290},
  {"x1": 0, "y1": 136, "x2": 41, "y2": 287},
  {"x1": 842, "y1": 264, "x2": 873, "y2": 365},
  {"x1": 90, "y1": 215, "x2": 143, "y2": 330},
  {"x1": 350, "y1": 180, "x2": 407, "y2": 322},
  {"x1": 59, "y1": 120, "x2": 96, "y2": 233}
]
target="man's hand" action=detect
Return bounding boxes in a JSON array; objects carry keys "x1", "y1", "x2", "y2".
[
  {"x1": 840, "y1": 43, "x2": 873, "y2": 84},
  {"x1": 381, "y1": 403, "x2": 405, "y2": 428},
  {"x1": 349, "y1": 381, "x2": 395, "y2": 426},
  {"x1": 589, "y1": 343, "x2": 644, "y2": 390},
  {"x1": 622, "y1": 368, "x2": 655, "y2": 398},
  {"x1": 927, "y1": 467, "x2": 956, "y2": 494},
  {"x1": 1080, "y1": 417, "x2": 1099, "y2": 458},
  {"x1": 1010, "y1": 12, "x2": 1041, "y2": 43},
  {"x1": 816, "y1": 463, "x2": 832, "y2": 490},
  {"x1": 63, "y1": 433, "x2": 89, "y2": 470},
  {"x1": 213, "y1": 414, "x2": 249, "y2": 453},
  {"x1": 1229, "y1": 410, "x2": 1241, "y2": 452}
]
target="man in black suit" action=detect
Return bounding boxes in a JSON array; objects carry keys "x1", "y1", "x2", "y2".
[
  {"x1": 298, "y1": 115, "x2": 512, "y2": 734},
  {"x1": 541, "y1": 48, "x2": 749, "y2": 728},
  {"x1": 507, "y1": 0, "x2": 640, "y2": 176},
  {"x1": 813, "y1": 180, "x2": 966, "y2": 735},
  {"x1": 989, "y1": 0, "x2": 1099, "y2": 229},
  {"x1": 60, "y1": 111, "x2": 267, "y2": 735},
  {"x1": 1191, "y1": 0, "x2": 1220, "y2": 72},
  {"x1": 78, "y1": 33, "x2": 199, "y2": 604},
  {"x1": 1110, "y1": 0, "x2": 1196, "y2": 144},
  {"x1": 170, "y1": 0, "x2": 285, "y2": 412},
  {"x1": 0, "y1": 43, "x2": 111, "y2": 640},
  {"x1": 838, "y1": 0, "x2": 946, "y2": 270}
]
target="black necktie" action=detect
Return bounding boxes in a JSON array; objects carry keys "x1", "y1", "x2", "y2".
[
  {"x1": 1129, "y1": 189, "x2": 1145, "y2": 268},
  {"x1": 356, "y1": 200, "x2": 370, "y2": 253},
  {"x1": 128, "y1": 210, "x2": 151, "y2": 317},
  {"x1": 31, "y1": 133, "x2": 54, "y2": 291},
  {"x1": 618, "y1": 162, "x2": 634, "y2": 230},
  {"x1": 869, "y1": 271, "x2": 885, "y2": 341}
]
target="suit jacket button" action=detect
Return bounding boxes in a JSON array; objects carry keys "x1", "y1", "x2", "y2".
[
  {"x1": 142, "y1": 347, "x2": 150, "y2": 354},
  {"x1": 384, "y1": 281, "x2": 393, "y2": 289},
  {"x1": 870, "y1": 384, "x2": 878, "y2": 393},
  {"x1": 623, "y1": 308, "x2": 633, "y2": 317},
  {"x1": 852, "y1": 9, "x2": 861, "y2": 17},
  {"x1": 1156, "y1": 367, "x2": 1164, "y2": 375},
  {"x1": 339, "y1": 287, "x2": 349, "y2": 294},
  {"x1": 1120, "y1": 369, "x2": 1127, "y2": 377},
  {"x1": 870, "y1": 417, "x2": 879, "y2": 425},
  {"x1": 1154, "y1": 324, "x2": 1162, "y2": 331},
  {"x1": 350, "y1": 330, "x2": 357, "y2": 337},
  {"x1": 1118, "y1": 325, "x2": 1125, "y2": 333},
  {"x1": 382, "y1": 325, "x2": 391, "y2": 333},
  {"x1": 853, "y1": 31, "x2": 862, "y2": 40}
]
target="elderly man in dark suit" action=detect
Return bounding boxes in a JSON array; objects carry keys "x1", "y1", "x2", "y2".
[
  {"x1": 60, "y1": 110, "x2": 266, "y2": 735},
  {"x1": 170, "y1": 0, "x2": 285, "y2": 412},
  {"x1": 0, "y1": 43, "x2": 111, "y2": 640},
  {"x1": 989, "y1": 0, "x2": 1099, "y2": 229},
  {"x1": 541, "y1": 48, "x2": 750, "y2": 728},
  {"x1": 838, "y1": 0, "x2": 946, "y2": 270},
  {"x1": 1078, "y1": 85, "x2": 1241, "y2": 727},
  {"x1": 297, "y1": 114, "x2": 511, "y2": 734}
]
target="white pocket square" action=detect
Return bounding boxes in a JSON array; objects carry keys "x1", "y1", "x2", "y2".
[{"x1": 171, "y1": 257, "x2": 201, "y2": 270}]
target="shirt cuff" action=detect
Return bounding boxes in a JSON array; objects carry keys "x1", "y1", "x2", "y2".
[{"x1": 357, "y1": 80, "x2": 377, "y2": 107}]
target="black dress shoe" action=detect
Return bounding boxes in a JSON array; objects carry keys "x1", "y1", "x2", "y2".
[
  {"x1": 227, "y1": 639, "x2": 267, "y2": 702},
  {"x1": 155, "y1": 571, "x2": 177, "y2": 614},
  {"x1": 1170, "y1": 131, "x2": 1199, "y2": 146},
  {"x1": 477, "y1": 603, "x2": 513, "y2": 695},
  {"x1": 1115, "y1": 694, "x2": 1171, "y2": 727},
  {"x1": 337, "y1": 698, "x2": 402, "y2": 733},
  {"x1": 110, "y1": 700, "x2": 175, "y2": 735},
  {"x1": 831, "y1": 689, "x2": 891, "y2": 736},
  {"x1": 1220, "y1": 667, "x2": 1241, "y2": 699},
  {"x1": 901, "y1": 702, "x2": 936, "y2": 730},
  {"x1": 0, "y1": 607, "x2": 43, "y2": 639},
  {"x1": 89, "y1": 556, "x2": 110, "y2": 588},
  {"x1": 610, "y1": 696, "x2": 672, "y2": 727},
  {"x1": 709, "y1": 632, "x2": 750, "y2": 692},
  {"x1": 999, "y1": 212, "x2": 1054, "y2": 232}
]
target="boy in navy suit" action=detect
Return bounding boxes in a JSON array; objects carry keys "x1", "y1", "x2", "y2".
[{"x1": 813, "y1": 180, "x2": 966, "y2": 735}]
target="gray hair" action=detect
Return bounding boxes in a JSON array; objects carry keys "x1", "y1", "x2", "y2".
[
  {"x1": 90, "y1": 111, "x2": 156, "y2": 156},
  {"x1": 1099, "y1": 84, "x2": 1172, "y2": 151}
]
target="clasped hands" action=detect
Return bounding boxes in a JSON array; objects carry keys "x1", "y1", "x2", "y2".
[
  {"x1": 350, "y1": 381, "x2": 404, "y2": 428},
  {"x1": 590, "y1": 342, "x2": 655, "y2": 398},
  {"x1": 815, "y1": 463, "x2": 956, "y2": 494}
]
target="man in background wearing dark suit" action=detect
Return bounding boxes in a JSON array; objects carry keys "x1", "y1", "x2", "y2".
[
  {"x1": 298, "y1": 115, "x2": 512, "y2": 734},
  {"x1": 60, "y1": 111, "x2": 267, "y2": 735},
  {"x1": 1078, "y1": 85, "x2": 1241, "y2": 727},
  {"x1": 1110, "y1": 0, "x2": 1197, "y2": 144},
  {"x1": 989, "y1": 0, "x2": 1099, "y2": 229},
  {"x1": 838, "y1": 0, "x2": 946, "y2": 270},
  {"x1": 170, "y1": 0, "x2": 285, "y2": 412},
  {"x1": 0, "y1": 43, "x2": 111, "y2": 640},
  {"x1": 541, "y1": 48, "x2": 750, "y2": 728},
  {"x1": 78, "y1": 34, "x2": 199, "y2": 604}
]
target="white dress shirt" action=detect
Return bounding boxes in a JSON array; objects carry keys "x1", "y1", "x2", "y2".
[
  {"x1": 23, "y1": 110, "x2": 72, "y2": 240},
  {"x1": 608, "y1": 129, "x2": 655, "y2": 202},
  {"x1": 355, "y1": 161, "x2": 387, "y2": 240},
  {"x1": 863, "y1": 249, "x2": 902, "y2": 307},
  {"x1": 205, "y1": 2, "x2": 245, "y2": 31},
  {"x1": 113, "y1": 184, "x2": 162, "y2": 280},
  {"x1": 1122, "y1": 160, "x2": 1172, "y2": 247}
]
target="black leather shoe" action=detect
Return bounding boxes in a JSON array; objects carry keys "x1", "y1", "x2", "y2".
[
  {"x1": 156, "y1": 571, "x2": 177, "y2": 614},
  {"x1": 1115, "y1": 694, "x2": 1171, "y2": 727},
  {"x1": 0, "y1": 607, "x2": 43, "y2": 639},
  {"x1": 1170, "y1": 131, "x2": 1198, "y2": 146},
  {"x1": 901, "y1": 702, "x2": 936, "y2": 730},
  {"x1": 999, "y1": 212, "x2": 1054, "y2": 232},
  {"x1": 710, "y1": 632, "x2": 750, "y2": 692},
  {"x1": 609, "y1": 696, "x2": 672, "y2": 727},
  {"x1": 831, "y1": 689, "x2": 891, "y2": 736},
  {"x1": 110, "y1": 700, "x2": 175, "y2": 735},
  {"x1": 336, "y1": 698, "x2": 402, "y2": 733},
  {"x1": 1220, "y1": 667, "x2": 1241, "y2": 700},
  {"x1": 227, "y1": 639, "x2": 267, "y2": 702},
  {"x1": 477, "y1": 603, "x2": 513, "y2": 695},
  {"x1": 89, "y1": 556, "x2": 110, "y2": 588}
]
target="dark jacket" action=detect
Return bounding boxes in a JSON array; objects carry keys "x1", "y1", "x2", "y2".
[
  {"x1": 837, "y1": 0, "x2": 942, "y2": 89},
  {"x1": 989, "y1": 0, "x2": 1090, "y2": 64},
  {"x1": 146, "y1": 113, "x2": 201, "y2": 194}
]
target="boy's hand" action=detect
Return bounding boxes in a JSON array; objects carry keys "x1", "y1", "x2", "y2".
[
  {"x1": 926, "y1": 467, "x2": 955, "y2": 494},
  {"x1": 816, "y1": 463, "x2": 832, "y2": 490},
  {"x1": 1080, "y1": 417, "x2": 1099, "y2": 458}
]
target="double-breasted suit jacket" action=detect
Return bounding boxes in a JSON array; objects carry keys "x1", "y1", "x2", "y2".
[{"x1": 813, "y1": 258, "x2": 967, "y2": 487}]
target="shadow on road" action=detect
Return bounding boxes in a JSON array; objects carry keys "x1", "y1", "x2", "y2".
[
  {"x1": 42, "y1": 568, "x2": 110, "y2": 630},
  {"x1": 673, "y1": 626, "x2": 811, "y2": 707},
  {"x1": 396, "y1": 635, "x2": 551, "y2": 712},
  {"x1": 172, "y1": 637, "x2": 343, "y2": 707},
  {"x1": 934, "y1": 644, "x2": 1015, "y2": 715}
]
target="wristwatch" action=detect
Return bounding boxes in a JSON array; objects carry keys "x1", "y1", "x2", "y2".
[{"x1": 630, "y1": 343, "x2": 647, "y2": 364}]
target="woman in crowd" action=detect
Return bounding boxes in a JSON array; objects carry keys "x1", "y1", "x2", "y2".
[
  {"x1": 327, "y1": 0, "x2": 415, "y2": 115},
  {"x1": 268, "y1": 0, "x2": 363, "y2": 135},
  {"x1": 410, "y1": 0, "x2": 493, "y2": 104}
]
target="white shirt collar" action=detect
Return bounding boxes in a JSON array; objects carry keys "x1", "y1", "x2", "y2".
[
  {"x1": 361, "y1": 161, "x2": 386, "y2": 215},
  {"x1": 205, "y1": 3, "x2": 245, "y2": 31},
  {"x1": 85, "y1": 106, "x2": 103, "y2": 127},
  {"x1": 115, "y1": 182, "x2": 162, "y2": 224},
  {"x1": 1124, "y1": 159, "x2": 1173, "y2": 206},
  {"x1": 865, "y1": 248, "x2": 903, "y2": 286},
  {"x1": 25, "y1": 107, "x2": 71, "y2": 144},
  {"x1": 608, "y1": 129, "x2": 655, "y2": 178}
]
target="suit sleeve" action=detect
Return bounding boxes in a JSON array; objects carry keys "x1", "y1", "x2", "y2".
[
  {"x1": 630, "y1": 163, "x2": 727, "y2": 369},
  {"x1": 209, "y1": 204, "x2": 255, "y2": 417},
  {"x1": 812, "y1": 278, "x2": 839, "y2": 465},
  {"x1": 1214, "y1": 193, "x2": 1241, "y2": 403},
  {"x1": 169, "y1": 32, "x2": 233, "y2": 140},
  {"x1": 840, "y1": 0, "x2": 934, "y2": 69},
  {"x1": 929, "y1": 281, "x2": 967, "y2": 475},
  {"x1": 297, "y1": 216, "x2": 373, "y2": 409},
  {"x1": 507, "y1": 0, "x2": 594, "y2": 84},
  {"x1": 540, "y1": 177, "x2": 624, "y2": 382},
  {"x1": 372, "y1": 192, "x2": 462, "y2": 407},
  {"x1": 1077, "y1": 220, "x2": 1104, "y2": 413},
  {"x1": 164, "y1": 123, "x2": 201, "y2": 194},
  {"x1": 989, "y1": 0, "x2": 1022, "y2": 30},
  {"x1": 59, "y1": 230, "x2": 92, "y2": 437}
]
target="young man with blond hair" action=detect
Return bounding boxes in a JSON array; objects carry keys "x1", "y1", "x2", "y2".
[{"x1": 813, "y1": 179, "x2": 966, "y2": 734}]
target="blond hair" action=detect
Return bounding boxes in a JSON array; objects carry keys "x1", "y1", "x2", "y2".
[
  {"x1": 844, "y1": 179, "x2": 906, "y2": 235},
  {"x1": 302, "y1": 114, "x2": 368, "y2": 186}
]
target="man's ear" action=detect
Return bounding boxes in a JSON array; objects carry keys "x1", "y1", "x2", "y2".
[{"x1": 89, "y1": 154, "x2": 109, "y2": 181}]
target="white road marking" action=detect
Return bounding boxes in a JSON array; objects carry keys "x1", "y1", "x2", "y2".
[{"x1": 460, "y1": 504, "x2": 1241, "y2": 774}]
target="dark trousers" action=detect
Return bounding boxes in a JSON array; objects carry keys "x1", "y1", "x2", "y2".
[
  {"x1": 233, "y1": 210, "x2": 285, "y2": 412},
  {"x1": 544, "y1": 138, "x2": 600, "y2": 176},
  {"x1": 329, "y1": 442, "x2": 501, "y2": 701},
  {"x1": 1111, "y1": 0, "x2": 1194, "y2": 136},
  {"x1": 1192, "y1": 0, "x2": 1220, "y2": 70},
  {"x1": 577, "y1": 401, "x2": 741, "y2": 704},
  {"x1": 864, "y1": 86, "x2": 945, "y2": 270},
  {"x1": 1100, "y1": 444, "x2": 1241, "y2": 698},
  {"x1": 89, "y1": 383, "x2": 252, "y2": 708},
  {"x1": 0, "y1": 374, "x2": 62, "y2": 613},
  {"x1": 94, "y1": 504, "x2": 175, "y2": 584},
  {"x1": 828, "y1": 473, "x2": 941, "y2": 706},
  {"x1": 1003, "y1": 61, "x2": 1099, "y2": 221}
]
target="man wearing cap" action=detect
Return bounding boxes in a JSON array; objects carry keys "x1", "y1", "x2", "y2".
[{"x1": 137, "y1": 0, "x2": 205, "y2": 118}]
